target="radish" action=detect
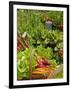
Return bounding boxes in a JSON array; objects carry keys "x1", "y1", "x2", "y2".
[{"x1": 36, "y1": 57, "x2": 50, "y2": 68}]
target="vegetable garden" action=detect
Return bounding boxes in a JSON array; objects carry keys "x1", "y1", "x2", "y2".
[{"x1": 17, "y1": 9, "x2": 63, "y2": 80}]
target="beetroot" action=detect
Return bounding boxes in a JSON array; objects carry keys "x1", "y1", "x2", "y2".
[
  {"x1": 36, "y1": 64, "x2": 47, "y2": 68},
  {"x1": 36, "y1": 57, "x2": 50, "y2": 68},
  {"x1": 42, "y1": 60, "x2": 50, "y2": 65}
]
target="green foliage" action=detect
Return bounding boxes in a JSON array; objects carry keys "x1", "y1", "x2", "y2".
[
  {"x1": 17, "y1": 47, "x2": 37, "y2": 79},
  {"x1": 36, "y1": 46, "x2": 54, "y2": 60},
  {"x1": 17, "y1": 9, "x2": 63, "y2": 49},
  {"x1": 49, "y1": 59, "x2": 58, "y2": 69},
  {"x1": 47, "y1": 11, "x2": 63, "y2": 25}
]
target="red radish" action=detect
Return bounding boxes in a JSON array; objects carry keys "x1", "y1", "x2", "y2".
[
  {"x1": 42, "y1": 59, "x2": 50, "y2": 65},
  {"x1": 36, "y1": 57, "x2": 50, "y2": 68},
  {"x1": 38, "y1": 58, "x2": 50, "y2": 65},
  {"x1": 36, "y1": 64, "x2": 46, "y2": 68}
]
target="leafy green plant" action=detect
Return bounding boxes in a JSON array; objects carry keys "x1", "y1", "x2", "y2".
[
  {"x1": 36, "y1": 45, "x2": 53, "y2": 60},
  {"x1": 17, "y1": 47, "x2": 37, "y2": 79}
]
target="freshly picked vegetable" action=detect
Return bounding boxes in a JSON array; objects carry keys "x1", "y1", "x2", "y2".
[
  {"x1": 17, "y1": 47, "x2": 37, "y2": 80},
  {"x1": 35, "y1": 56, "x2": 50, "y2": 68}
]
